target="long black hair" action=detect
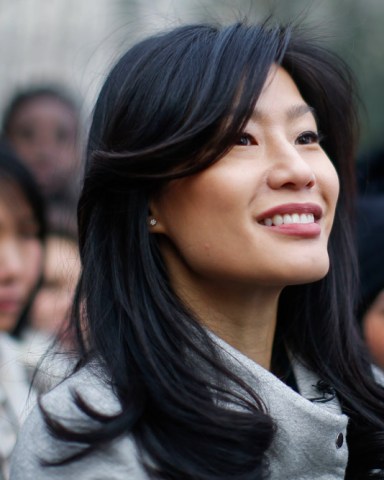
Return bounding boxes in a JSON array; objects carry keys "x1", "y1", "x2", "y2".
[
  {"x1": 44, "y1": 21, "x2": 384, "y2": 479},
  {"x1": 0, "y1": 141, "x2": 46, "y2": 336}
]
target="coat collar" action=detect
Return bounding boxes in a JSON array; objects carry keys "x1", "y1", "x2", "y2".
[{"x1": 211, "y1": 333, "x2": 349, "y2": 479}]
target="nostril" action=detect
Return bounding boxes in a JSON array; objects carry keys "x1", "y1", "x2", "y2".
[{"x1": 306, "y1": 175, "x2": 316, "y2": 189}]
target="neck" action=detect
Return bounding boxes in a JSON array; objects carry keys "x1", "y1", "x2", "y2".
[{"x1": 175, "y1": 277, "x2": 281, "y2": 370}]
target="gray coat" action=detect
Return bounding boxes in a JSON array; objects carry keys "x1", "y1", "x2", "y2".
[{"x1": 10, "y1": 336, "x2": 349, "y2": 479}]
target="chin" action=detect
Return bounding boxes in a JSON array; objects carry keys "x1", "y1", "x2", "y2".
[
  {"x1": 293, "y1": 267, "x2": 330, "y2": 285},
  {"x1": 282, "y1": 256, "x2": 330, "y2": 286},
  {"x1": 0, "y1": 316, "x2": 18, "y2": 333}
]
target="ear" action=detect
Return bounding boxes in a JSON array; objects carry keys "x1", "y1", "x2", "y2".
[{"x1": 147, "y1": 196, "x2": 167, "y2": 234}]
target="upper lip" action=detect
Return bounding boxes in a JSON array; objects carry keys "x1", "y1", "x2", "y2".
[
  {"x1": 256, "y1": 202, "x2": 323, "y2": 222},
  {"x1": 0, "y1": 293, "x2": 22, "y2": 304}
]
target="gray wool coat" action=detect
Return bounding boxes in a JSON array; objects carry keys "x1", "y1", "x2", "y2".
[{"x1": 10, "y1": 335, "x2": 350, "y2": 480}]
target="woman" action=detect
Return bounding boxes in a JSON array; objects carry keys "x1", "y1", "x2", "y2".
[
  {"x1": 10, "y1": 21, "x2": 384, "y2": 479},
  {"x1": 1, "y1": 86, "x2": 81, "y2": 231},
  {"x1": 29, "y1": 227, "x2": 80, "y2": 338},
  {"x1": 0, "y1": 142, "x2": 45, "y2": 479},
  {"x1": 20, "y1": 226, "x2": 81, "y2": 393}
]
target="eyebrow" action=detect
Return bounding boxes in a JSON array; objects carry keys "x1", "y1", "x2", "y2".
[{"x1": 251, "y1": 104, "x2": 317, "y2": 122}]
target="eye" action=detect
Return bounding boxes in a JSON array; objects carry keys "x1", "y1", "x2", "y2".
[
  {"x1": 56, "y1": 126, "x2": 72, "y2": 144},
  {"x1": 236, "y1": 133, "x2": 257, "y2": 146},
  {"x1": 16, "y1": 126, "x2": 36, "y2": 142},
  {"x1": 296, "y1": 131, "x2": 323, "y2": 145}
]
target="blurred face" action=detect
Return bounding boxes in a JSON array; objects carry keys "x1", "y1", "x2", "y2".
[
  {"x1": 151, "y1": 67, "x2": 339, "y2": 294},
  {"x1": 363, "y1": 290, "x2": 384, "y2": 369},
  {"x1": 6, "y1": 96, "x2": 79, "y2": 196},
  {"x1": 0, "y1": 182, "x2": 43, "y2": 331},
  {"x1": 30, "y1": 235, "x2": 80, "y2": 334}
]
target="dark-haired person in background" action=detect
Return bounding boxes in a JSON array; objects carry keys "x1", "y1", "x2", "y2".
[
  {"x1": 21, "y1": 225, "x2": 81, "y2": 393},
  {"x1": 2, "y1": 86, "x2": 82, "y2": 231},
  {"x1": 0, "y1": 143, "x2": 45, "y2": 479},
  {"x1": 11, "y1": 21, "x2": 384, "y2": 479},
  {"x1": 357, "y1": 195, "x2": 384, "y2": 370}
]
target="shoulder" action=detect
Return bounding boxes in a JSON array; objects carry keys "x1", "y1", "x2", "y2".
[
  {"x1": 40, "y1": 363, "x2": 122, "y2": 419},
  {"x1": 10, "y1": 366, "x2": 148, "y2": 480},
  {"x1": 0, "y1": 333, "x2": 26, "y2": 374},
  {"x1": 0, "y1": 333, "x2": 34, "y2": 421}
]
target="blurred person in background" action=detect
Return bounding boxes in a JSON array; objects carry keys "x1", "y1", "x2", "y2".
[
  {"x1": 356, "y1": 147, "x2": 384, "y2": 370},
  {"x1": 1, "y1": 86, "x2": 82, "y2": 231},
  {"x1": 0, "y1": 142, "x2": 45, "y2": 479},
  {"x1": 29, "y1": 228, "x2": 80, "y2": 339},
  {"x1": 357, "y1": 148, "x2": 384, "y2": 195},
  {"x1": 21, "y1": 226, "x2": 81, "y2": 392},
  {"x1": 357, "y1": 196, "x2": 384, "y2": 370}
]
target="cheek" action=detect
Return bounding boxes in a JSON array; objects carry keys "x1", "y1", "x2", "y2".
[
  {"x1": 31, "y1": 289, "x2": 65, "y2": 330},
  {"x1": 363, "y1": 310, "x2": 384, "y2": 368},
  {"x1": 158, "y1": 169, "x2": 247, "y2": 228},
  {"x1": 23, "y1": 242, "x2": 43, "y2": 292},
  {"x1": 320, "y1": 157, "x2": 339, "y2": 202},
  {"x1": 317, "y1": 160, "x2": 340, "y2": 232}
]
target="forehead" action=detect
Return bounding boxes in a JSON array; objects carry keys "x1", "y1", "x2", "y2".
[
  {"x1": 45, "y1": 236, "x2": 79, "y2": 275},
  {"x1": 0, "y1": 179, "x2": 35, "y2": 223},
  {"x1": 10, "y1": 96, "x2": 77, "y2": 126},
  {"x1": 254, "y1": 66, "x2": 310, "y2": 119}
]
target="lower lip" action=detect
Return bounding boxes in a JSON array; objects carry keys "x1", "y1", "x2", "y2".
[
  {"x1": 262, "y1": 223, "x2": 321, "y2": 238},
  {"x1": 0, "y1": 301, "x2": 21, "y2": 313}
]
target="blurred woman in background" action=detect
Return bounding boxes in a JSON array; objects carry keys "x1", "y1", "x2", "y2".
[
  {"x1": 1, "y1": 86, "x2": 81, "y2": 231},
  {"x1": 22, "y1": 226, "x2": 80, "y2": 392},
  {"x1": 0, "y1": 142, "x2": 45, "y2": 479}
]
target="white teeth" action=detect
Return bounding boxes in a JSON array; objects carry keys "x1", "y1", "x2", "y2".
[
  {"x1": 283, "y1": 214, "x2": 293, "y2": 224},
  {"x1": 263, "y1": 212, "x2": 315, "y2": 226},
  {"x1": 272, "y1": 214, "x2": 283, "y2": 226}
]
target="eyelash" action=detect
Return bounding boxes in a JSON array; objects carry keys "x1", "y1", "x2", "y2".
[
  {"x1": 236, "y1": 130, "x2": 323, "y2": 147},
  {"x1": 236, "y1": 133, "x2": 256, "y2": 146},
  {"x1": 296, "y1": 131, "x2": 323, "y2": 145}
]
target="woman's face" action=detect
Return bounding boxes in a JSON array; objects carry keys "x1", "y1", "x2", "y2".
[
  {"x1": 0, "y1": 182, "x2": 43, "y2": 331},
  {"x1": 30, "y1": 235, "x2": 80, "y2": 334},
  {"x1": 7, "y1": 96, "x2": 78, "y2": 196},
  {"x1": 151, "y1": 66, "x2": 339, "y2": 293}
]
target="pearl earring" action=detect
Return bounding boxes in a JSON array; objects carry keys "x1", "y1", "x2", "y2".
[{"x1": 149, "y1": 218, "x2": 157, "y2": 226}]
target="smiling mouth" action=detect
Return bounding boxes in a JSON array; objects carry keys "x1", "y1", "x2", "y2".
[
  {"x1": 257, "y1": 203, "x2": 322, "y2": 225},
  {"x1": 261, "y1": 212, "x2": 316, "y2": 226}
]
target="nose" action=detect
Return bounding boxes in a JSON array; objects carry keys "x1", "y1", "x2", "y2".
[
  {"x1": 34, "y1": 142, "x2": 57, "y2": 165},
  {"x1": 0, "y1": 238, "x2": 24, "y2": 285},
  {"x1": 266, "y1": 143, "x2": 316, "y2": 191}
]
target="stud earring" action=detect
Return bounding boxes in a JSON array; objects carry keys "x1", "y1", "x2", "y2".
[{"x1": 149, "y1": 218, "x2": 157, "y2": 226}]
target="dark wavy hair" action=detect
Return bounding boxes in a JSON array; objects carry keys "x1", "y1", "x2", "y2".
[
  {"x1": 44, "y1": 21, "x2": 384, "y2": 479},
  {"x1": 0, "y1": 141, "x2": 46, "y2": 336}
]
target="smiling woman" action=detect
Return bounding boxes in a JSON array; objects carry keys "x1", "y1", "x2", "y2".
[{"x1": 10, "y1": 20, "x2": 384, "y2": 480}]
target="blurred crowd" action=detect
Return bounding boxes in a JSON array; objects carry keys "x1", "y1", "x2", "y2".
[
  {"x1": 0, "y1": 80, "x2": 384, "y2": 479},
  {"x1": 0, "y1": 85, "x2": 81, "y2": 478}
]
